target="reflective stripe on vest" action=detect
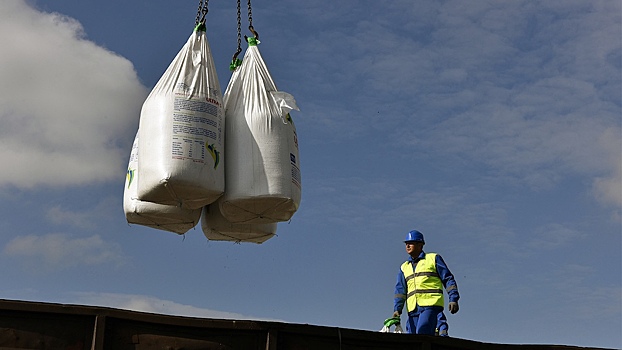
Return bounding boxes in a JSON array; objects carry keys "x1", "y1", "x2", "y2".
[{"x1": 400, "y1": 253, "x2": 444, "y2": 312}]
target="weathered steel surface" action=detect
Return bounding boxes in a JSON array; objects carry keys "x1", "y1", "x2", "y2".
[{"x1": 0, "y1": 299, "x2": 609, "y2": 350}]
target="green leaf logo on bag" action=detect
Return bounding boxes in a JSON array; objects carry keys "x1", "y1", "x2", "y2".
[
  {"x1": 126, "y1": 168, "x2": 135, "y2": 189},
  {"x1": 206, "y1": 143, "x2": 220, "y2": 169}
]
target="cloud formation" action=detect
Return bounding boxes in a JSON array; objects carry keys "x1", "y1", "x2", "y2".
[
  {"x1": 528, "y1": 223, "x2": 587, "y2": 250},
  {"x1": 0, "y1": 1, "x2": 147, "y2": 188},
  {"x1": 2, "y1": 233, "x2": 124, "y2": 270},
  {"x1": 45, "y1": 196, "x2": 118, "y2": 229},
  {"x1": 280, "y1": 2, "x2": 620, "y2": 216},
  {"x1": 69, "y1": 292, "x2": 285, "y2": 321},
  {"x1": 387, "y1": 1, "x2": 620, "y2": 209}
]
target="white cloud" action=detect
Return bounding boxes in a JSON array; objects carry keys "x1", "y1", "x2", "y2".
[
  {"x1": 528, "y1": 223, "x2": 587, "y2": 250},
  {"x1": 46, "y1": 206, "x2": 97, "y2": 230},
  {"x1": 284, "y1": 1, "x2": 620, "y2": 206},
  {"x1": 592, "y1": 127, "x2": 622, "y2": 214},
  {"x1": 593, "y1": 168, "x2": 622, "y2": 209},
  {"x1": 407, "y1": 98, "x2": 618, "y2": 188},
  {"x1": 298, "y1": 176, "x2": 516, "y2": 254},
  {"x1": 535, "y1": 263, "x2": 622, "y2": 321},
  {"x1": 45, "y1": 196, "x2": 118, "y2": 229},
  {"x1": 385, "y1": 1, "x2": 622, "y2": 208},
  {"x1": 67, "y1": 292, "x2": 284, "y2": 321},
  {"x1": 2, "y1": 233, "x2": 125, "y2": 270},
  {"x1": 0, "y1": 1, "x2": 147, "y2": 188}
]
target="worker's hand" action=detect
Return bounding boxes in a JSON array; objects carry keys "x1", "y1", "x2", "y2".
[
  {"x1": 392, "y1": 311, "x2": 400, "y2": 318},
  {"x1": 448, "y1": 301, "x2": 459, "y2": 314}
]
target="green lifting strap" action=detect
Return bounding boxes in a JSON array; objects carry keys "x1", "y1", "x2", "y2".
[
  {"x1": 194, "y1": 22, "x2": 206, "y2": 32},
  {"x1": 229, "y1": 58, "x2": 243, "y2": 71},
  {"x1": 383, "y1": 317, "x2": 401, "y2": 327},
  {"x1": 247, "y1": 36, "x2": 258, "y2": 46}
]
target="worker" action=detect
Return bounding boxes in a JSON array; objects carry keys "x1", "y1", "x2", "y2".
[
  {"x1": 436, "y1": 311, "x2": 449, "y2": 336},
  {"x1": 392, "y1": 230, "x2": 460, "y2": 335}
]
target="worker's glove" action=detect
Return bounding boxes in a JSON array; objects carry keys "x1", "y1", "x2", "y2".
[
  {"x1": 380, "y1": 315, "x2": 403, "y2": 333},
  {"x1": 448, "y1": 301, "x2": 459, "y2": 314},
  {"x1": 392, "y1": 311, "x2": 400, "y2": 318}
]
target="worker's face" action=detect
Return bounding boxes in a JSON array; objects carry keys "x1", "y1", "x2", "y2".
[{"x1": 405, "y1": 241, "x2": 423, "y2": 257}]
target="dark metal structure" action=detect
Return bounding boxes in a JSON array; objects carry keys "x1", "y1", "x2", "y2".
[{"x1": 0, "y1": 299, "x2": 608, "y2": 350}]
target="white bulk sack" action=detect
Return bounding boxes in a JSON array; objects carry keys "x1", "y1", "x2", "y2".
[
  {"x1": 138, "y1": 25, "x2": 224, "y2": 209},
  {"x1": 201, "y1": 204, "x2": 276, "y2": 244},
  {"x1": 220, "y1": 39, "x2": 301, "y2": 224},
  {"x1": 124, "y1": 131, "x2": 201, "y2": 234}
]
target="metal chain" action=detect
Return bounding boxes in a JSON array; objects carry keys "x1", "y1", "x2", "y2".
[
  {"x1": 196, "y1": 0, "x2": 209, "y2": 25},
  {"x1": 195, "y1": 0, "x2": 202, "y2": 25},
  {"x1": 247, "y1": 0, "x2": 258, "y2": 39},
  {"x1": 247, "y1": 0, "x2": 253, "y2": 29},
  {"x1": 230, "y1": 0, "x2": 242, "y2": 68},
  {"x1": 236, "y1": 0, "x2": 242, "y2": 53}
]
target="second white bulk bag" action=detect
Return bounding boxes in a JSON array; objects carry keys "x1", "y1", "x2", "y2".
[
  {"x1": 220, "y1": 38, "x2": 301, "y2": 224},
  {"x1": 201, "y1": 203, "x2": 277, "y2": 244},
  {"x1": 138, "y1": 24, "x2": 224, "y2": 209},
  {"x1": 124, "y1": 131, "x2": 201, "y2": 234}
]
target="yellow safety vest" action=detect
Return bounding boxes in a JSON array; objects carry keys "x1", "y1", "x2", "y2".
[{"x1": 400, "y1": 253, "x2": 444, "y2": 312}]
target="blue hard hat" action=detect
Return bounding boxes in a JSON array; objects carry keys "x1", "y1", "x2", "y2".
[{"x1": 404, "y1": 230, "x2": 425, "y2": 243}]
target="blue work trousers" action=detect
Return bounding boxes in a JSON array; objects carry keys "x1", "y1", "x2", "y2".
[{"x1": 405, "y1": 306, "x2": 443, "y2": 335}]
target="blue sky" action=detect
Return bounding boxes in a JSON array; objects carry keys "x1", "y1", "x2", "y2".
[{"x1": 0, "y1": 0, "x2": 620, "y2": 348}]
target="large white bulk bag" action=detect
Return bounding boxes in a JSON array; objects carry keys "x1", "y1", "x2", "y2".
[
  {"x1": 201, "y1": 204, "x2": 277, "y2": 244},
  {"x1": 137, "y1": 24, "x2": 224, "y2": 209},
  {"x1": 220, "y1": 39, "x2": 301, "y2": 224},
  {"x1": 124, "y1": 131, "x2": 201, "y2": 234}
]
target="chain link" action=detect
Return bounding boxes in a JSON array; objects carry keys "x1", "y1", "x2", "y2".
[
  {"x1": 247, "y1": 0, "x2": 253, "y2": 29},
  {"x1": 229, "y1": 0, "x2": 244, "y2": 70},
  {"x1": 195, "y1": 0, "x2": 203, "y2": 25},
  {"x1": 237, "y1": 0, "x2": 242, "y2": 51},
  {"x1": 230, "y1": 0, "x2": 259, "y2": 70},
  {"x1": 247, "y1": 0, "x2": 258, "y2": 39},
  {"x1": 196, "y1": 0, "x2": 209, "y2": 25},
  {"x1": 231, "y1": 0, "x2": 242, "y2": 64}
]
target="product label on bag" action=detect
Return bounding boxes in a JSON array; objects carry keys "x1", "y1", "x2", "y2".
[{"x1": 171, "y1": 86, "x2": 222, "y2": 168}]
